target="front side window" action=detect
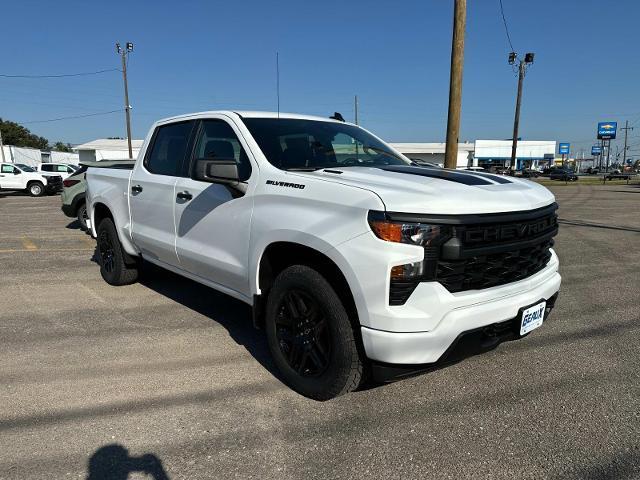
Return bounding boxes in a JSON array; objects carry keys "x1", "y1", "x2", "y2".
[
  {"x1": 242, "y1": 118, "x2": 410, "y2": 171},
  {"x1": 145, "y1": 121, "x2": 195, "y2": 176},
  {"x1": 41, "y1": 164, "x2": 53, "y2": 172},
  {"x1": 192, "y1": 120, "x2": 252, "y2": 181},
  {"x1": 1, "y1": 164, "x2": 15, "y2": 174}
]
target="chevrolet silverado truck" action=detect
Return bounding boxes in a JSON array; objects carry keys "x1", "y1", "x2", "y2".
[{"x1": 86, "y1": 111, "x2": 561, "y2": 400}]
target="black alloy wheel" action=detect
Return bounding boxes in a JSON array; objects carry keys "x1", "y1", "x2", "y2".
[
  {"x1": 275, "y1": 290, "x2": 331, "y2": 377},
  {"x1": 98, "y1": 229, "x2": 116, "y2": 274}
]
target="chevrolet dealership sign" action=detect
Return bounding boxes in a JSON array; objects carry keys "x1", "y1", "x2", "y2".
[{"x1": 597, "y1": 122, "x2": 617, "y2": 140}]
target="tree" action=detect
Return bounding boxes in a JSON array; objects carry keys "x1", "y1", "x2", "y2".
[
  {"x1": 0, "y1": 118, "x2": 49, "y2": 150},
  {"x1": 52, "y1": 141, "x2": 73, "y2": 152}
]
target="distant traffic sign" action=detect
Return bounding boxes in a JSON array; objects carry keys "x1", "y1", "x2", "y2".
[
  {"x1": 597, "y1": 122, "x2": 617, "y2": 140},
  {"x1": 591, "y1": 145, "x2": 602, "y2": 155},
  {"x1": 558, "y1": 143, "x2": 570, "y2": 155}
]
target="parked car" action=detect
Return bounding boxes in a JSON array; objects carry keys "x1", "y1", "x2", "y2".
[
  {"x1": 549, "y1": 168, "x2": 578, "y2": 181},
  {"x1": 38, "y1": 162, "x2": 79, "y2": 180},
  {"x1": 87, "y1": 111, "x2": 561, "y2": 400},
  {"x1": 61, "y1": 160, "x2": 135, "y2": 230},
  {"x1": 605, "y1": 172, "x2": 633, "y2": 180},
  {"x1": 0, "y1": 162, "x2": 63, "y2": 196},
  {"x1": 586, "y1": 167, "x2": 600, "y2": 175},
  {"x1": 516, "y1": 169, "x2": 540, "y2": 178}
]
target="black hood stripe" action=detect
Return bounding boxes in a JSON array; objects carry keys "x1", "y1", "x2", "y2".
[
  {"x1": 460, "y1": 171, "x2": 513, "y2": 184},
  {"x1": 379, "y1": 165, "x2": 496, "y2": 186}
]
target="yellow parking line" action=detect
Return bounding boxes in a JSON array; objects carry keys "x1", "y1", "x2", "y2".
[
  {"x1": 20, "y1": 236, "x2": 38, "y2": 251},
  {"x1": 0, "y1": 248, "x2": 94, "y2": 253}
]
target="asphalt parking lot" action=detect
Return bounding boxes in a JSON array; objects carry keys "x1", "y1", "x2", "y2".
[{"x1": 0, "y1": 185, "x2": 638, "y2": 480}]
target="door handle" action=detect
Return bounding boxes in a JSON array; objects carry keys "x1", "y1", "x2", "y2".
[
  {"x1": 131, "y1": 184, "x2": 143, "y2": 194},
  {"x1": 176, "y1": 191, "x2": 193, "y2": 201}
]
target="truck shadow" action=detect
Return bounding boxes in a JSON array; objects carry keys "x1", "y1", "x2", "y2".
[
  {"x1": 136, "y1": 261, "x2": 277, "y2": 378},
  {"x1": 86, "y1": 444, "x2": 170, "y2": 480}
]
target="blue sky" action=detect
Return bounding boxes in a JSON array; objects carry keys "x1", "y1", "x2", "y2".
[{"x1": 1, "y1": 0, "x2": 639, "y2": 156}]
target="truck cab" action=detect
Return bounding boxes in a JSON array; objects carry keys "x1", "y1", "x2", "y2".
[
  {"x1": 87, "y1": 111, "x2": 561, "y2": 400},
  {"x1": 38, "y1": 162, "x2": 79, "y2": 180}
]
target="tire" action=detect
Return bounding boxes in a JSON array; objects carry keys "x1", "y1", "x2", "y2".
[
  {"x1": 28, "y1": 181, "x2": 44, "y2": 197},
  {"x1": 96, "y1": 217, "x2": 139, "y2": 286},
  {"x1": 76, "y1": 202, "x2": 89, "y2": 231},
  {"x1": 264, "y1": 265, "x2": 363, "y2": 400}
]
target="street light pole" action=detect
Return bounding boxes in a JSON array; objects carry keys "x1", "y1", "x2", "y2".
[
  {"x1": 508, "y1": 52, "x2": 535, "y2": 172},
  {"x1": 116, "y1": 42, "x2": 134, "y2": 159}
]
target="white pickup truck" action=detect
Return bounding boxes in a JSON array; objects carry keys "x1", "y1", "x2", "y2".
[
  {"x1": 1, "y1": 162, "x2": 63, "y2": 196},
  {"x1": 87, "y1": 111, "x2": 561, "y2": 400}
]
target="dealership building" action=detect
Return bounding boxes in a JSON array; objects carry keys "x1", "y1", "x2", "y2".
[{"x1": 391, "y1": 140, "x2": 557, "y2": 170}]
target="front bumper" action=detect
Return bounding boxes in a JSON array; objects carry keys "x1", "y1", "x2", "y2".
[
  {"x1": 361, "y1": 267, "x2": 561, "y2": 365},
  {"x1": 370, "y1": 293, "x2": 559, "y2": 382},
  {"x1": 45, "y1": 182, "x2": 63, "y2": 193}
]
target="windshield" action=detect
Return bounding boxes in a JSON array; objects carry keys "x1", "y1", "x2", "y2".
[
  {"x1": 15, "y1": 164, "x2": 35, "y2": 172},
  {"x1": 243, "y1": 118, "x2": 411, "y2": 171}
]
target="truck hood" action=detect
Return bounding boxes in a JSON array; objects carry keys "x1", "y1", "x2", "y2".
[{"x1": 300, "y1": 166, "x2": 555, "y2": 215}]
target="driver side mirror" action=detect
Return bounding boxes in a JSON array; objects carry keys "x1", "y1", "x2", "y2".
[
  {"x1": 13, "y1": 169, "x2": 20, "y2": 175},
  {"x1": 192, "y1": 159, "x2": 239, "y2": 184}
]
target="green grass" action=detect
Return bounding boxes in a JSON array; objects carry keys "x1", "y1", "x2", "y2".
[{"x1": 533, "y1": 177, "x2": 639, "y2": 186}]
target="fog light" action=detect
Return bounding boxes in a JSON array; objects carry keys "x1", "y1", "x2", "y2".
[{"x1": 390, "y1": 261, "x2": 424, "y2": 280}]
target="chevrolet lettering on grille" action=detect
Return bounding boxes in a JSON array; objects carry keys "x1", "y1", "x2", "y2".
[{"x1": 464, "y1": 216, "x2": 556, "y2": 245}]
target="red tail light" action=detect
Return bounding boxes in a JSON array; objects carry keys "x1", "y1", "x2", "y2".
[{"x1": 63, "y1": 179, "x2": 80, "y2": 188}]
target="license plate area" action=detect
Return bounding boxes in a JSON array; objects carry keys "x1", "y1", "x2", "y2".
[{"x1": 519, "y1": 300, "x2": 546, "y2": 336}]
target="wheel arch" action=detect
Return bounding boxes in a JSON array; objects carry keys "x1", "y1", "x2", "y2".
[
  {"x1": 91, "y1": 201, "x2": 139, "y2": 257},
  {"x1": 254, "y1": 241, "x2": 361, "y2": 332}
]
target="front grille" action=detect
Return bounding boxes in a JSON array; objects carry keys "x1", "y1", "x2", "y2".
[
  {"x1": 437, "y1": 206, "x2": 558, "y2": 293},
  {"x1": 437, "y1": 238, "x2": 553, "y2": 292}
]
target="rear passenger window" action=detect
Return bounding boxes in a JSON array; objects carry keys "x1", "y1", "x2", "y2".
[
  {"x1": 193, "y1": 120, "x2": 252, "y2": 181},
  {"x1": 145, "y1": 121, "x2": 194, "y2": 176}
]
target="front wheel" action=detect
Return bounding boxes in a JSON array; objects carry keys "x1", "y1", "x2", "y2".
[
  {"x1": 265, "y1": 265, "x2": 363, "y2": 400},
  {"x1": 96, "y1": 218, "x2": 139, "y2": 285},
  {"x1": 28, "y1": 182, "x2": 44, "y2": 197}
]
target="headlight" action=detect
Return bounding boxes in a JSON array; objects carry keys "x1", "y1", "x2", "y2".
[
  {"x1": 368, "y1": 211, "x2": 453, "y2": 305},
  {"x1": 367, "y1": 211, "x2": 451, "y2": 247}
]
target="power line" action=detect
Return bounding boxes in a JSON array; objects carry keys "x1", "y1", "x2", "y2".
[
  {"x1": 0, "y1": 68, "x2": 120, "y2": 78},
  {"x1": 499, "y1": 0, "x2": 515, "y2": 52},
  {"x1": 21, "y1": 109, "x2": 124, "y2": 124}
]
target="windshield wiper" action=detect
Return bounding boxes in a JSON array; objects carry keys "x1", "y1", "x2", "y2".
[{"x1": 285, "y1": 167, "x2": 323, "y2": 171}]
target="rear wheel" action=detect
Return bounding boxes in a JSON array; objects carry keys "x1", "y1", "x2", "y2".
[
  {"x1": 77, "y1": 202, "x2": 89, "y2": 231},
  {"x1": 96, "y1": 218, "x2": 139, "y2": 285},
  {"x1": 265, "y1": 265, "x2": 363, "y2": 400},
  {"x1": 28, "y1": 182, "x2": 44, "y2": 197}
]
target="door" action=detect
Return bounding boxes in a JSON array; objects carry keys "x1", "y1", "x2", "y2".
[
  {"x1": 174, "y1": 118, "x2": 255, "y2": 298},
  {"x1": 0, "y1": 164, "x2": 23, "y2": 189},
  {"x1": 129, "y1": 120, "x2": 196, "y2": 267}
]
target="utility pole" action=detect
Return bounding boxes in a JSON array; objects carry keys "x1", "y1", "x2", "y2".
[
  {"x1": 621, "y1": 120, "x2": 633, "y2": 170},
  {"x1": 116, "y1": 42, "x2": 134, "y2": 159},
  {"x1": 444, "y1": 0, "x2": 466, "y2": 169},
  {"x1": 354, "y1": 95, "x2": 359, "y2": 125},
  {"x1": 508, "y1": 52, "x2": 535, "y2": 172},
  {"x1": 0, "y1": 128, "x2": 5, "y2": 163}
]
